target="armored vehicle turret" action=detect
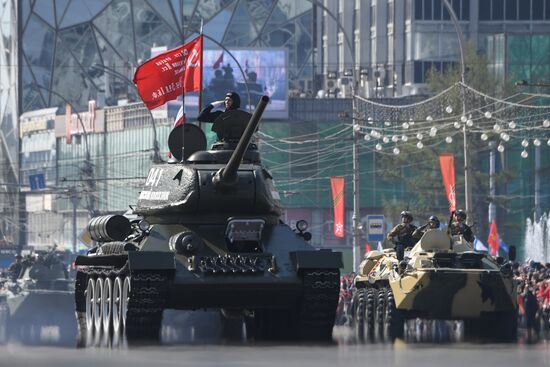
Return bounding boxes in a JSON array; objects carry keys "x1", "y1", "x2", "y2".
[
  {"x1": 75, "y1": 96, "x2": 342, "y2": 341},
  {"x1": 351, "y1": 229, "x2": 517, "y2": 342}
]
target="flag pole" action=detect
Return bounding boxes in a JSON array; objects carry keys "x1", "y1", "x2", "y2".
[
  {"x1": 180, "y1": 49, "x2": 186, "y2": 162},
  {"x1": 198, "y1": 19, "x2": 204, "y2": 130}
]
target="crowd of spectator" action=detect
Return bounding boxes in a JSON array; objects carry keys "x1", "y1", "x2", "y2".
[{"x1": 514, "y1": 260, "x2": 550, "y2": 334}]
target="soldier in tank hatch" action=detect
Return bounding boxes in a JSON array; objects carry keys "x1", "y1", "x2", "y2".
[
  {"x1": 450, "y1": 209, "x2": 474, "y2": 243},
  {"x1": 197, "y1": 91, "x2": 241, "y2": 123},
  {"x1": 412, "y1": 215, "x2": 440, "y2": 242}
]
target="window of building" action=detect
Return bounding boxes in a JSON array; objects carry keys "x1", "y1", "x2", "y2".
[
  {"x1": 533, "y1": 0, "x2": 544, "y2": 19},
  {"x1": 415, "y1": 0, "x2": 423, "y2": 19},
  {"x1": 462, "y1": 0, "x2": 470, "y2": 19},
  {"x1": 434, "y1": 0, "x2": 442, "y2": 19},
  {"x1": 424, "y1": 0, "x2": 432, "y2": 19},
  {"x1": 505, "y1": 0, "x2": 517, "y2": 20},
  {"x1": 413, "y1": 60, "x2": 457, "y2": 83},
  {"x1": 493, "y1": 0, "x2": 504, "y2": 19},
  {"x1": 546, "y1": 0, "x2": 550, "y2": 19},
  {"x1": 479, "y1": 0, "x2": 491, "y2": 20},
  {"x1": 519, "y1": 0, "x2": 530, "y2": 19}
]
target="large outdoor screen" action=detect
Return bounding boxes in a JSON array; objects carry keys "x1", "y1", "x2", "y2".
[{"x1": 169, "y1": 48, "x2": 288, "y2": 120}]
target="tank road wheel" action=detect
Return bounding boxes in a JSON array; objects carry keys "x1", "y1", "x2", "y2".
[
  {"x1": 101, "y1": 277, "x2": 113, "y2": 332},
  {"x1": 121, "y1": 276, "x2": 131, "y2": 329},
  {"x1": 353, "y1": 289, "x2": 366, "y2": 342},
  {"x1": 382, "y1": 288, "x2": 404, "y2": 341},
  {"x1": 112, "y1": 277, "x2": 123, "y2": 332},
  {"x1": 374, "y1": 288, "x2": 386, "y2": 341},
  {"x1": 85, "y1": 278, "x2": 96, "y2": 332},
  {"x1": 93, "y1": 278, "x2": 103, "y2": 332}
]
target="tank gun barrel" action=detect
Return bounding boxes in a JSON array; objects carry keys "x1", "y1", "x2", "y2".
[{"x1": 213, "y1": 95, "x2": 269, "y2": 188}]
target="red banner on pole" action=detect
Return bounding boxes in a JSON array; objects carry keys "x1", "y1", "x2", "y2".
[
  {"x1": 488, "y1": 219, "x2": 500, "y2": 256},
  {"x1": 133, "y1": 35, "x2": 203, "y2": 110},
  {"x1": 439, "y1": 153, "x2": 456, "y2": 213},
  {"x1": 330, "y1": 176, "x2": 345, "y2": 238}
]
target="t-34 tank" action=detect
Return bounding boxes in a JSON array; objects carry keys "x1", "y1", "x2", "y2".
[
  {"x1": 352, "y1": 229, "x2": 517, "y2": 342},
  {"x1": 74, "y1": 96, "x2": 342, "y2": 341},
  {"x1": 0, "y1": 246, "x2": 75, "y2": 344}
]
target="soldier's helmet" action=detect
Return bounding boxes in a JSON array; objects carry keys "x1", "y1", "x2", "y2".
[
  {"x1": 400, "y1": 210, "x2": 413, "y2": 222},
  {"x1": 455, "y1": 209, "x2": 467, "y2": 221},
  {"x1": 428, "y1": 215, "x2": 440, "y2": 227}
]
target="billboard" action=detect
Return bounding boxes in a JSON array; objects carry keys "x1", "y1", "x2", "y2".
[{"x1": 169, "y1": 48, "x2": 288, "y2": 119}]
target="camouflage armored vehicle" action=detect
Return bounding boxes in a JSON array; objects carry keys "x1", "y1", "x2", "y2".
[
  {"x1": 352, "y1": 229, "x2": 517, "y2": 342},
  {"x1": 74, "y1": 96, "x2": 342, "y2": 341},
  {"x1": 0, "y1": 246, "x2": 75, "y2": 343}
]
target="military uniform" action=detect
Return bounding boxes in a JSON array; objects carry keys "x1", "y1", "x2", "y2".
[
  {"x1": 387, "y1": 223, "x2": 417, "y2": 247},
  {"x1": 412, "y1": 223, "x2": 430, "y2": 242},
  {"x1": 450, "y1": 222, "x2": 474, "y2": 242}
]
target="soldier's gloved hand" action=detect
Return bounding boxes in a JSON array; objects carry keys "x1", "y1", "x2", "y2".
[{"x1": 210, "y1": 100, "x2": 225, "y2": 108}]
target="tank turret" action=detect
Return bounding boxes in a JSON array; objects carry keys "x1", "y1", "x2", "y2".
[{"x1": 75, "y1": 96, "x2": 342, "y2": 343}]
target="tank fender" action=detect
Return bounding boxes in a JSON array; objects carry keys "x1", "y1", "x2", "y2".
[
  {"x1": 290, "y1": 250, "x2": 343, "y2": 271},
  {"x1": 128, "y1": 251, "x2": 176, "y2": 271}
]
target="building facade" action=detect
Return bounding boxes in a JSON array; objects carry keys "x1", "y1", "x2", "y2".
[{"x1": 318, "y1": 0, "x2": 550, "y2": 98}]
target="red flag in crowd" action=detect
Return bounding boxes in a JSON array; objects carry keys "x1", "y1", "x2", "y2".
[
  {"x1": 365, "y1": 243, "x2": 371, "y2": 253},
  {"x1": 439, "y1": 153, "x2": 456, "y2": 213},
  {"x1": 330, "y1": 176, "x2": 345, "y2": 238},
  {"x1": 133, "y1": 35, "x2": 203, "y2": 109},
  {"x1": 487, "y1": 218, "x2": 500, "y2": 256},
  {"x1": 213, "y1": 52, "x2": 224, "y2": 69}
]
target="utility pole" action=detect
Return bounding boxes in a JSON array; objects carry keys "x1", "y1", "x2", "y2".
[
  {"x1": 69, "y1": 187, "x2": 80, "y2": 254},
  {"x1": 488, "y1": 143, "x2": 496, "y2": 223}
]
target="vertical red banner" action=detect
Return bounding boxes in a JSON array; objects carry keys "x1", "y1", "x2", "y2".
[
  {"x1": 330, "y1": 176, "x2": 345, "y2": 238},
  {"x1": 487, "y1": 219, "x2": 500, "y2": 256},
  {"x1": 439, "y1": 153, "x2": 456, "y2": 213}
]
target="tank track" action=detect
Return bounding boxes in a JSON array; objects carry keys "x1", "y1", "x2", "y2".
[
  {"x1": 297, "y1": 269, "x2": 340, "y2": 341},
  {"x1": 75, "y1": 263, "x2": 169, "y2": 340}
]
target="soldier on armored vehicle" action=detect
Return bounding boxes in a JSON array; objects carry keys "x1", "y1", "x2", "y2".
[
  {"x1": 387, "y1": 211, "x2": 416, "y2": 260},
  {"x1": 412, "y1": 216, "x2": 440, "y2": 242},
  {"x1": 449, "y1": 210, "x2": 474, "y2": 243}
]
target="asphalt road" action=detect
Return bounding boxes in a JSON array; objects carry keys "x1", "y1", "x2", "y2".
[{"x1": 0, "y1": 323, "x2": 548, "y2": 367}]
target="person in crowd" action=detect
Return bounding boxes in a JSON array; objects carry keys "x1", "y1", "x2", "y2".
[
  {"x1": 523, "y1": 285, "x2": 539, "y2": 336},
  {"x1": 6, "y1": 255, "x2": 23, "y2": 280},
  {"x1": 412, "y1": 215, "x2": 440, "y2": 242},
  {"x1": 449, "y1": 209, "x2": 475, "y2": 243}
]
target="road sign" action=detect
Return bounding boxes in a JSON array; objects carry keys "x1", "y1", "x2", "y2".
[
  {"x1": 367, "y1": 215, "x2": 385, "y2": 242},
  {"x1": 28, "y1": 173, "x2": 46, "y2": 190}
]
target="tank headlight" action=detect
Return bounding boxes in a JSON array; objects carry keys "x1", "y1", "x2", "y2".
[
  {"x1": 138, "y1": 219, "x2": 151, "y2": 232},
  {"x1": 296, "y1": 220, "x2": 308, "y2": 232}
]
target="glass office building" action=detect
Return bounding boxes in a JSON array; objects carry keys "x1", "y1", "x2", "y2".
[{"x1": 20, "y1": 0, "x2": 315, "y2": 113}]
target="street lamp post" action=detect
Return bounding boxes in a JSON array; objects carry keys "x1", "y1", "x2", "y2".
[
  {"x1": 441, "y1": 0, "x2": 472, "y2": 224},
  {"x1": 307, "y1": 0, "x2": 362, "y2": 269},
  {"x1": 92, "y1": 64, "x2": 162, "y2": 163}
]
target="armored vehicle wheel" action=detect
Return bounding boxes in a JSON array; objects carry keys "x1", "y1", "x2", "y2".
[
  {"x1": 363, "y1": 288, "x2": 375, "y2": 341},
  {"x1": 374, "y1": 288, "x2": 386, "y2": 341},
  {"x1": 94, "y1": 278, "x2": 103, "y2": 332},
  {"x1": 112, "y1": 277, "x2": 123, "y2": 332},
  {"x1": 353, "y1": 289, "x2": 366, "y2": 341},
  {"x1": 85, "y1": 278, "x2": 95, "y2": 331},
  {"x1": 382, "y1": 288, "x2": 404, "y2": 341},
  {"x1": 101, "y1": 277, "x2": 113, "y2": 332}
]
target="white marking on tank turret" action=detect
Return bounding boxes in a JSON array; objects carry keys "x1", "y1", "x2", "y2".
[{"x1": 145, "y1": 168, "x2": 164, "y2": 187}]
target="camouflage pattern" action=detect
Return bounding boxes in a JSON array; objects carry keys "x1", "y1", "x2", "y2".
[{"x1": 352, "y1": 229, "x2": 517, "y2": 341}]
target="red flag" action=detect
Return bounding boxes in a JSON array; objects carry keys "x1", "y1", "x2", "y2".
[
  {"x1": 133, "y1": 35, "x2": 203, "y2": 110},
  {"x1": 213, "y1": 52, "x2": 224, "y2": 69},
  {"x1": 174, "y1": 105, "x2": 185, "y2": 128},
  {"x1": 439, "y1": 153, "x2": 456, "y2": 213},
  {"x1": 330, "y1": 176, "x2": 345, "y2": 238},
  {"x1": 365, "y1": 243, "x2": 371, "y2": 253},
  {"x1": 487, "y1": 219, "x2": 500, "y2": 256}
]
